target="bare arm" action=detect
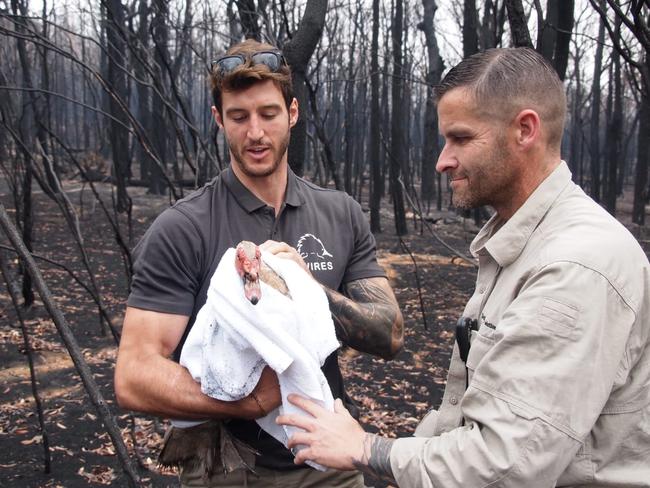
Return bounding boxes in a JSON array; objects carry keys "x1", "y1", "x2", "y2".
[
  {"x1": 325, "y1": 277, "x2": 404, "y2": 360},
  {"x1": 114, "y1": 306, "x2": 280, "y2": 419}
]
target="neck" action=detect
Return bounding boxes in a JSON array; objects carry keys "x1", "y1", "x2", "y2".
[
  {"x1": 495, "y1": 153, "x2": 561, "y2": 221},
  {"x1": 230, "y1": 159, "x2": 289, "y2": 215}
]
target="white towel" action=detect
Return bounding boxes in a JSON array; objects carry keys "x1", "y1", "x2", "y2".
[{"x1": 175, "y1": 247, "x2": 340, "y2": 470}]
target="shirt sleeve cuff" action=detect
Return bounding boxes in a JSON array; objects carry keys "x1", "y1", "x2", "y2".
[{"x1": 390, "y1": 437, "x2": 431, "y2": 486}]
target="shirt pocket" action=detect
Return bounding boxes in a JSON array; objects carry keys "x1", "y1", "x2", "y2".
[
  {"x1": 538, "y1": 297, "x2": 579, "y2": 339},
  {"x1": 466, "y1": 330, "x2": 496, "y2": 377}
]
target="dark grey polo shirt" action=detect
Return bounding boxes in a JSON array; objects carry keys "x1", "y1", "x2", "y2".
[{"x1": 127, "y1": 166, "x2": 385, "y2": 470}]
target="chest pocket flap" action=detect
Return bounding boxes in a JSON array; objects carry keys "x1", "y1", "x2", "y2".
[{"x1": 466, "y1": 330, "x2": 496, "y2": 373}]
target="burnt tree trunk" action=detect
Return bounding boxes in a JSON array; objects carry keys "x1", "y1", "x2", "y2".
[
  {"x1": 463, "y1": 0, "x2": 479, "y2": 57},
  {"x1": 236, "y1": 0, "x2": 261, "y2": 40},
  {"x1": 149, "y1": 0, "x2": 171, "y2": 194},
  {"x1": 633, "y1": 55, "x2": 650, "y2": 225},
  {"x1": 480, "y1": 0, "x2": 506, "y2": 50},
  {"x1": 504, "y1": 0, "x2": 533, "y2": 48},
  {"x1": 604, "y1": 20, "x2": 622, "y2": 216},
  {"x1": 369, "y1": 0, "x2": 382, "y2": 232},
  {"x1": 344, "y1": 6, "x2": 360, "y2": 195},
  {"x1": 553, "y1": 0, "x2": 574, "y2": 80},
  {"x1": 537, "y1": 0, "x2": 558, "y2": 61},
  {"x1": 134, "y1": 0, "x2": 154, "y2": 185},
  {"x1": 11, "y1": 0, "x2": 37, "y2": 307},
  {"x1": 537, "y1": 0, "x2": 574, "y2": 80},
  {"x1": 419, "y1": 0, "x2": 445, "y2": 212},
  {"x1": 589, "y1": 1, "x2": 605, "y2": 202},
  {"x1": 391, "y1": 0, "x2": 408, "y2": 235},
  {"x1": 284, "y1": 0, "x2": 328, "y2": 177},
  {"x1": 103, "y1": 0, "x2": 132, "y2": 212}
]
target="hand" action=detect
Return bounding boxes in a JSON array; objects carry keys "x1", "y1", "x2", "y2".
[
  {"x1": 260, "y1": 240, "x2": 312, "y2": 276},
  {"x1": 247, "y1": 366, "x2": 281, "y2": 419},
  {"x1": 275, "y1": 394, "x2": 366, "y2": 470}
]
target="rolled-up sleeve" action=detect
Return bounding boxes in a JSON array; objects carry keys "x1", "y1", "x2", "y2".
[{"x1": 391, "y1": 261, "x2": 636, "y2": 487}]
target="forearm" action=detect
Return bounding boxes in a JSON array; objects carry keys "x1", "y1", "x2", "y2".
[
  {"x1": 324, "y1": 277, "x2": 403, "y2": 359},
  {"x1": 114, "y1": 306, "x2": 272, "y2": 420},
  {"x1": 353, "y1": 434, "x2": 397, "y2": 483},
  {"x1": 114, "y1": 352, "x2": 260, "y2": 420}
]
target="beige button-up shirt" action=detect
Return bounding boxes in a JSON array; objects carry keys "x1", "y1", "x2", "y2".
[{"x1": 391, "y1": 162, "x2": 650, "y2": 487}]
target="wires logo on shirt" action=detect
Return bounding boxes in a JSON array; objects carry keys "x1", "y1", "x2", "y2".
[{"x1": 296, "y1": 234, "x2": 334, "y2": 272}]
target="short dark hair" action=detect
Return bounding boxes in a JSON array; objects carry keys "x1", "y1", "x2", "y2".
[
  {"x1": 435, "y1": 47, "x2": 566, "y2": 148},
  {"x1": 210, "y1": 39, "x2": 293, "y2": 116}
]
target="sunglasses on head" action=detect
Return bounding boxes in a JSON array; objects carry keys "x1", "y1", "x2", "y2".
[{"x1": 211, "y1": 51, "x2": 288, "y2": 75}]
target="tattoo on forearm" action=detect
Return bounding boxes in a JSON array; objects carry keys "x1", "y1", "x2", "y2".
[
  {"x1": 353, "y1": 434, "x2": 396, "y2": 483},
  {"x1": 325, "y1": 278, "x2": 403, "y2": 359}
]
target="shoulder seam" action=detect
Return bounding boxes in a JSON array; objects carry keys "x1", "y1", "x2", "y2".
[
  {"x1": 168, "y1": 206, "x2": 208, "y2": 277},
  {"x1": 168, "y1": 205, "x2": 203, "y2": 236},
  {"x1": 537, "y1": 260, "x2": 637, "y2": 316},
  {"x1": 296, "y1": 175, "x2": 344, "y2": 194}
]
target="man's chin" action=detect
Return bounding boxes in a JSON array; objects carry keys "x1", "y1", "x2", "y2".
[
  {"x1": 234, "y1": 158, "x2": 281, "y2": 178},
  {"x1": 452, "y1": 195, "x2": 483, "y2": 211},
  {"x1": 452, "y1": 193, "x2": 473, "y2": 210},
  {"x1": 242, "y1": 165, "x2": 277, "y2": 178}
]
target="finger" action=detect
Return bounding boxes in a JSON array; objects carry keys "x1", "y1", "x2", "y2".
[
  {"x1": 276, "y1": 413, "x2": 314, "y2": 431},
  {"x1": 286, "y1": 394, "x2": 326, "y2": 417},
  {"x1": 293, "y1": 447, "x2": 314, "y2": 465},
  {"x1": 334, "y1": 398, "x2": 344, "y2": 412},
  {"x1": 260, "y1": 244, "x2": 279, "y2": 255},
  {"x1": 333, "y1": 398, "x2": 351, "y2": 417},
  {"x1": 285, "y1": 431, "x2": 313, "y2": 449},
  {"x1": 260, "y1": 239, "x2": 280, "y2": 249}
]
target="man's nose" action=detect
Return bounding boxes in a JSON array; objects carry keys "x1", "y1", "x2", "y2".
[
  {"x1": 435, "y1": 144, "x2": 458, "y2": 174},
  {"x1": 247, "y1": 115, "x2": 265, "y2": 141}
]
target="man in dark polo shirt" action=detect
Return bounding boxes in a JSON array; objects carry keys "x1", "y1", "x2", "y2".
[{"x1": 114, "y1": 39, "x2": 404, "y2": 487}]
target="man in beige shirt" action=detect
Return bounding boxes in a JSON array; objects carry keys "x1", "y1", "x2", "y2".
[{"x1": 276, "y1": 47, "x2": 650, "y2": 487}]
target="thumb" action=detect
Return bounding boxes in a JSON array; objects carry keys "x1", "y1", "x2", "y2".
[{"x1": 334, "y1": 398, "x2": 348, "y2": 415}]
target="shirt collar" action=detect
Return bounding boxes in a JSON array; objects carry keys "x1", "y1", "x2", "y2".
[
  {"x1": 222, "y1": 165, "x2": 305, "y2": 213},
  {"x1": 470, "y1": 161, "x2": 573, "y2": 267}
]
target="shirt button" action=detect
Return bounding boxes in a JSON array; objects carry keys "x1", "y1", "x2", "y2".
[
  {"x1": 478, "y1": 285, "x2": 486, "y2": 294},
  {"x1": 449, "y1": 396, "x2": 458, "y2": 405}
]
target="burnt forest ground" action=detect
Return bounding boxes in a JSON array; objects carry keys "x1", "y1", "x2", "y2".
[{"x1": 0, "y1": 178, "x2": 648, "y2": 488}]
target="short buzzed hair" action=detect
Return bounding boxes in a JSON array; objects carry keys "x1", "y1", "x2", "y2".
[{"x1": 435, "y1": 48, "x2": 567, "y2": 149}]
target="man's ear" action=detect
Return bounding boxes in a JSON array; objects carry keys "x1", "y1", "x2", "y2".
[
  {"x1": 289, "y1": 98, "x2": 299, "y2": 128},
  {"x1": 212, "y1": 106, "x2": 224, "y2": 129},
  {"x1": 513, "y1": 109, "x2": 541, "y2": 149}
]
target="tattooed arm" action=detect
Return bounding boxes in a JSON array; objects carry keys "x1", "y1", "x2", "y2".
[
  {"x1": 354, "y1": 433, "x2": 397, "y2": 483},
  {"x1": 259, "y1": 241, "x2": 403, "y2": 359},
  {"x1": 325, "y1": 277, "x2": 404, "y2": 360}
]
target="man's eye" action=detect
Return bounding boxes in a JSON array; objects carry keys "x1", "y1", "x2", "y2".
[
  {"x1": 261, "y1": 112, "x2": 278, "y2": 119},
  {"x1": 231, "y1": 114, "x2": 247, "y2": 122},
  {"x1": 452, "y1": 135, "x2": 470, "y2": 143}
]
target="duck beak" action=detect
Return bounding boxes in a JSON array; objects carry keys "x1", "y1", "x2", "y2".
[{"x1": 243, "y1": 272, "x2": 261, "y2": 305}]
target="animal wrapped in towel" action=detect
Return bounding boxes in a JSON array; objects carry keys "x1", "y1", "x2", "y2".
[{"x1": 159, "y1": 240, "x2": 339, "y2": 479}]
